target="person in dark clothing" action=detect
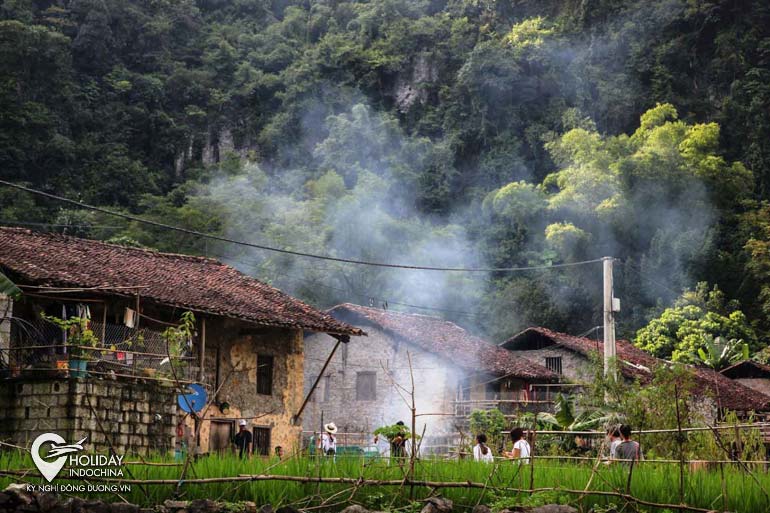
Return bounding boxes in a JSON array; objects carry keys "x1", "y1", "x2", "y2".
[
  {"x1": 615, "y1": 424, "x2": 642, "y2": 464},
  {"x1": 391, "y1": 421, "x2": 407, "y2": 458},
  {"x1": 233, "y1": 419, "x2": 252, "y2": 458}
]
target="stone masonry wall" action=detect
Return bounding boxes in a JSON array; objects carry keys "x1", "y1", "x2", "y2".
[
  {"x1": 0, "y1": 293, "x2": 11, "y2": 366},
  {"x1": 513, "y1": 348, "x2": 588, "y2": 382},
  {"x1": 303, "y1": 327, "x2": 464, "y2": 438},
  {"x1": 185, "y1": 319, "x2": 304, "y2": 455},
  {"x1": 0, "y1": 377, "x2": 177, "y2": 455}
]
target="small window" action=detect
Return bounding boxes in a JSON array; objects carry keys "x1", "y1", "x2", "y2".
[
  {"x1": 356, "y1": 371, "x2": 376, "y2": 401},
  {"x1": 545, "y1": 356, "x2": 562, "y2": 375},
  {"x1": 257, "y1": 354, "x2": 274, "y2": 395},
  {"x1": 252, "y1": 427, "x2": 271, "y2": 456}
]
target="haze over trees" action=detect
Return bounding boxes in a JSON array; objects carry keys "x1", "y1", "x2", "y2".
[{"x1": 2, "y1": 0, "x2": 770, "y2": 358}]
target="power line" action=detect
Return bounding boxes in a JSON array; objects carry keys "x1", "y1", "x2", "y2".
[
  {"x1": 0, "y1": 180, "x2": 604, "y2": 273},
  {"x1": 213, "y1": 250, "x2": 482, "y2": 318},
  {"x1": 0, "y1": 218, "x2": 483, "y2": 317}
]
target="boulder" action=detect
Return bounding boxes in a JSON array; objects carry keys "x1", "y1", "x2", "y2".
[
  {"x1": 421, "y1": 497, "x2": 453, "y2": 513},
  {"x1": 500, "y1": 506, "x2": 578, "y2": 513},
  {"x1": 3, "y1": 484, "x2": 34, "y2": 506},
  {"x1": 109, "y1": 504, "x2": 140, "y2": 513},
  {"x1": 340, "y1": 506, "x2": 370, "y2": 513}
]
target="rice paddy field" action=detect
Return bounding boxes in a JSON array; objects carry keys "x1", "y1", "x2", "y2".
[{"x1": 1, "y1": 451, "x2": 769, "y2": 512}]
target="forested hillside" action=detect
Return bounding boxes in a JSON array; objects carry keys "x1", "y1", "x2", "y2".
[{"x1": 3, "y1": 0, "x2": 770, "y2": 359}]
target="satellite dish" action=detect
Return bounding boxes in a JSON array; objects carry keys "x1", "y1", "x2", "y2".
[{"x1": 178, "y1": 383, "x2": 208, "y2": 413}]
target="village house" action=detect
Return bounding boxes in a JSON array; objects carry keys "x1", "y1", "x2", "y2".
[
  {"x1": 721, "y1": 360, "x2": 770, "y2": 397},
  {"x1": 303, "y1": 304, "x2": 559, "y2": 451},
  {"x1": 0, "y1": 227, "x2": 362, "y2": 456},
  {"x1": 500, "y1": 327, "x2": 770, "y2": 416}
]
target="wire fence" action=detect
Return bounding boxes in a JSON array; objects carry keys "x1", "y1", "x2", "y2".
[{"x1": 0, "y1": 316, "x2": 197, "y2": 382}]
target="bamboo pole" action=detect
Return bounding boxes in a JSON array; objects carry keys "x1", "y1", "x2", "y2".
[{"x1": 0, "y1": 470, "x2": 729, "y2": 513}]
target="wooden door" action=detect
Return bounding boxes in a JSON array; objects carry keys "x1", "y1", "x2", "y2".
[{"x1": 209, "y1": 420, "x2": 234, "y2": 454}]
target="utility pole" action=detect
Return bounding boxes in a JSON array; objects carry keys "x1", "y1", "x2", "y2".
[{"x1": 603, "y1": 256, "x2": 617, "y2": 380}]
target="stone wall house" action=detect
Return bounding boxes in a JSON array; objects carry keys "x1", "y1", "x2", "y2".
[
  {"x1": 721, "y1": 360, "x2": 770, "y2": 397},
  {"x1": 500, "y1": 327, "x2": 770, "y2": 417},
  {"x1": 0, "y1": 228, "x2": 361, "y2": 456},
  {"x1": 303, "y1": 304, "x2": 558, "y2": 451}
]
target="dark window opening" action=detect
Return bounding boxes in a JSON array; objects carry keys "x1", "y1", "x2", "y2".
[
  {"x1": 356, "y1": 371, "x2": 376, "y2": 401},
  {"x1": 545, "y1": 356, "x2": 563, "y2": 375},
  {"x1": 253, "y1": 427, "x2": 271, "y2": 456},
  {"x1": 485, "y1": 381, "x2": 501, "y2": 400},
  {"x1": 257, "y1": 354, "x2": 274, "y2": 395}
]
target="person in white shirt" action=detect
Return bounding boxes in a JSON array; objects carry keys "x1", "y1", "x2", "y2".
[
  {"x1": 473, "y1": 433, "x2": 494, "y2": 463},
  {"x1": 320, "y1": 423, "x2": 337, "y2": 457},
  {"x1": 503, "y1": 427, "x2": 530, "y2": 464},
  {"x1": 607, "y1": 427, "x2": 622, "y2": 460}
]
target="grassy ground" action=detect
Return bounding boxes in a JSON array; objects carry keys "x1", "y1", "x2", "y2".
[{"x1": 1, "y1": 451, "x2": 768, "y2": 512}]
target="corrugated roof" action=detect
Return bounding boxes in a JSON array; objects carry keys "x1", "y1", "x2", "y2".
[
  {"x1": 330, "y1": 304, "x2": 558, "y2": 381},
  {"x1": 501, "y1": 327, "x2": 770, "y2": 412},
  {"x1": 0, "y1": 228, "x2": 363, "y2": 336}
]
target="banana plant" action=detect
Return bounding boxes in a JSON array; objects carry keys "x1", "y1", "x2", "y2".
[
  {"x1": 0, "y1": 271, "x2": 20, "y2": 300},
  {"x1": 696, "y1": 335, "x2": 749, "y2": 371},
  {"x1": 536, "y1": 393, "x2": 614, "y2": 431}
]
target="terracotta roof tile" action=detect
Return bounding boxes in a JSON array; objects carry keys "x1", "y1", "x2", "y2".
[
  {"x1": 501, "y1": 327, "x2": 770, "y2": 412},
  {"x1": 0, "y1": 228, "x2": 362, "y2": 336},
  {"x1": 330, "y1": 304, "x2": 558, "y2": 381}
]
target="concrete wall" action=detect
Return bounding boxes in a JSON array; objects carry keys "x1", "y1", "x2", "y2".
[
  {"x1": 185, "y1": 318, "x2": 304, "y2": 455},
  {"x1": 0, "y1": 378, "x2": 177, "y2": 454}
]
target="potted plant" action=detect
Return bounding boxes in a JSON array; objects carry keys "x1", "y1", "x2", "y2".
[
  {"x1": 159, "y1": 311, "x2": 195, "y2": 384},
  {"x1": 43, "y1": 314, "x2": 99, "y2": 378}
]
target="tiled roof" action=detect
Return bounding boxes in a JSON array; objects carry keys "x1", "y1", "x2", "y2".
[
  {"x1": 501, "y1": 327, "x2": 770, "y2": 412},
  {"x1": 0, "y1": 228, "x2": 363, "y2": 336},
  {"x1": 329, "y1": 304, "x2": 558, "y2": 381},
  {"x1": 721, "y1": 360, "x2": 770, "y2": 380}
]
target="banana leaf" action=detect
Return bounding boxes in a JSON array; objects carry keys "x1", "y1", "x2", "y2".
[{"x1": 0, "y1": 271, "x2": 20, "y2": 300}]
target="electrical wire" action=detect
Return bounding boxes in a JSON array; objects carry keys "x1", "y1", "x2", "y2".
[{"x1": 0, "y1": 180, "x2": 605, "y2": 273}]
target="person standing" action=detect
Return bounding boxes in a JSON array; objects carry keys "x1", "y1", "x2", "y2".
[
  {"x1": 503, "y1": 427, "x2": 530, "y2": 464},
  {"x1": 321, "y1": 422, "x2": 338, "y2": 457},
  {"x1": 607, "y1": 427, "x2": 622, "y2": 460},
  {"x1": 473, "y1": 433, "x2": 494, "y2": 463},
  {"x1": 615, "y1": 424, "x2": 642, "y2": 464},
  {"x1": 233, "y1": 419, "x2": 252, "y2": 458},
  {"x1": 391, "y1": 421, "x2": 407, "y2": 459}
]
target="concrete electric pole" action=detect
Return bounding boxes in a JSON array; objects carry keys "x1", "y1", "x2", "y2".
[{"x1": 603, "y1": 256, "x2": 618, "y2": 380}]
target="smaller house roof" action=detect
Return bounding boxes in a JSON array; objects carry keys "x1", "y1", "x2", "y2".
[
  {"x1": 501, "y1": 327, "x2": 770, "y2": 412},
  {"x1": 721, "y1": 360, "x2": 770, "y2": 380},
  {"x1": 0, "y1": 228, "x2": 362, "y2": 336},
  {"x1": 329, "y1": 304, "x2": 558, "y2": 381}
]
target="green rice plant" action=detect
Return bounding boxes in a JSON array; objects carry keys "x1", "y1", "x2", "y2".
[{"x1": 1, "y1": 450, "x2": 769, "y2": 512}]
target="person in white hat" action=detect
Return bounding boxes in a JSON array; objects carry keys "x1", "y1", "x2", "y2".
[
  {"x1": 233, "y1": 419, "x2": 252, "y2": 458},
  {"x1": 321, "y1": 422, "x2": 337, "y2": 457}
]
